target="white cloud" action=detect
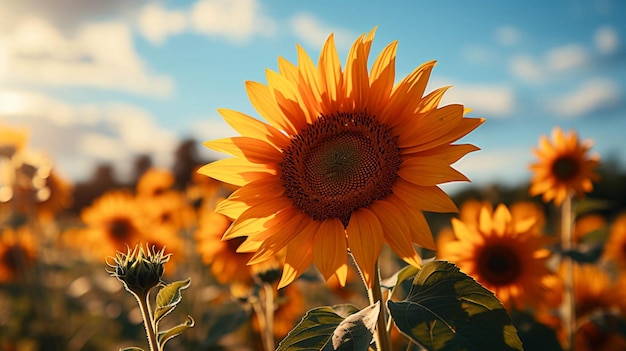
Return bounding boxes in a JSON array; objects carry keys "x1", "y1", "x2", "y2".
[
  {"x1": 439, "y1": 83, "x2": 516, "y2": 117},
  {"x1": 495, "y1": 26, "x2": 521, "y2": 46},
  {"x1": 137, "y1": 4, "x2": 188, "y2": 45},
  {"x1": 545, "y1": 44, "x2": 590, "y2": 72},
  {"x1": 594, "y1": 26, "x2": 619, "y2": 55},
  {"x1": 2, "y1": 16, "x2": 174, "y2": 97},
  {"x1": 548, "y1": 78, "x2": 621, "y2": 118},
  {"x1": 0, "y1": 90, "x2": 179, "y2": 181},
  {"x1": 190, "y1": 0, "x2": 275, "y2": 43},
  {"x1": 289, "y1": 13, "x2": 357, "y2": 49},
  {"x1": 510, "y1": 54, "x2": 544, "y2": 84}
]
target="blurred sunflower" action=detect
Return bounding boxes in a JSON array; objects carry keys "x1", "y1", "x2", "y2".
[
  {"x1": 529, "y1": 127, "x2": 600, "y2": 205},
  {"x1": 571, "y1": 263, "x2": 626, "y2": 319},
  {"x1": 0, "y1": 227, "x2": 37, "y2": 282},
  {"x1": 602, "y1": 213, "x2": 626, "y2": 268},
  {"x1": 510, "y1": 201, "x2": 546, "y2": 234},
  {"x1": 139, "y1": 191, "x2": 195, "y2": 231},
  {"x1": 199, "y1": 28, "x2": 483, "y2": 288},
  {"x1": 574, "y1": 316, "x2": 626, "y2": 351},
  {"x1": 438, "y1": 203, "x2": 561, "y2": 309},
  {"x1": 575, "y1": 213, "x2": 607, "y2": 243},
  {"x1": 80, "y1": 190, "x2": 146, "y2": 257},
  {"x1": 195, "y1": 210, "x2": 255, "y2": 285},
  {"x1": 136, "y1": 168, "x2": 175, "y2": 197}
]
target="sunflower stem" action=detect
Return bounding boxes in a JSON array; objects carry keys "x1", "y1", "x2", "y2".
[
  {"x1": 561, "y1": 192, "x2": 575, "y2": 351},
  {"x1": 133, "y1": 290, "x2": 159, "y2": 351},
  {"x1": 262, "y1": 282, "x2": 275, "y2": 351},
  {"x1": 368, "y1": 261, "x2": 393, "y2": 351}
]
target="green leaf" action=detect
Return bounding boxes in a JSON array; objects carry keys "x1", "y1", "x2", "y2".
[
  {"x1": 157, "y1": 315, "x2": 194, "y2": 348},
  {"x1": 154, "y1": 278, "x2": 191, "y2": 325},
  {"x1": 388, "y1": 261, "x2": 523, "y2": 351},
  {"x1": 329, "y1": 302, "x2": 379, "y2": 351},
  {"x1": 277, "y1": 304, "x2": 377, "y2": 351},
  {"x1": 385, "y1": 264, "x2": 421, "y2": 300}
]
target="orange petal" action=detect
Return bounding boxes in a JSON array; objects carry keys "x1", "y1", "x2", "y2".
[
  {"x1": 312, "y1": 218, "x2": 348, "y2": 282},
  {"x1": 346, "y1": 208, "x2": 384, "y2": 287}
]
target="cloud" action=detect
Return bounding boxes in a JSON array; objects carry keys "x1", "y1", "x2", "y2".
[
  {"x1": 0, "y1": 90, "x2": 179, "y2": 181},
  {"x1": 545, "y1": 44, "x2": 590, "y2": 72},
  {"x1": 594, "y1": 25, "x2": 619, "y2": 55},
  {"x1": 137, "y1": 4, "x2": 188, "y2": 45},
  {"x1": 190, "y1": 0, "x2": 275, "y2": 43},
  {"x1": 289, "y1": 13, "x2": 357, "y2": 49},
  {"x1": 187, "y1": 117, "x2": 238, "y2": 161},
  {"x1": 432, "y1": 79, "x2": 516, "y2": 117},
  {"x1": 510, "y1": 54, "x2": 545, "y2": 84},
  {"x1": 548, "y1": 78, "x2": 621, "y2": 118},
  {"x1": 1, "y1": 16, "x2": 174, "y2": 97},
  {"x1": 495, "y1": 26, "x2": 522, "y2": 47}
]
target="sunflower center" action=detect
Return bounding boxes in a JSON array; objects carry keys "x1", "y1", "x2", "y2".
[
  {"x1": 551, "y1": 156, "x2": 579, "y2": 181},
  {"x1": 281, "y1": 112, "x2": 402, "y2": 227},
  {"x1": 108, "y1": 218, "x2": 135, "y2": 241},
  {"x1": 477, "y1": 244, "x2": 522, "y2": 286}
]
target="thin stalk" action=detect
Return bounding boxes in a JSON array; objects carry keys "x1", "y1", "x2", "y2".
[
  {"x1": 262, "y1": 283, "x2": 276, "y2": 351},
  {"x1": 561, "y1": 193, "x2": 575, "y2": 350},
  {"x1": 367, "y1": 261, "x2": 393, "y2": 351},
  {"x1": 134, "y1": 291, "x2": 159, "y2": 351}
]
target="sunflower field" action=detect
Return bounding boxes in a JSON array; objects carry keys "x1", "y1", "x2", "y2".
[{"x1": 2, "y1": 29, "x2": 626, "y2": 351}]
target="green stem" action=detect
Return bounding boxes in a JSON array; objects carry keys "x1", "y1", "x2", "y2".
[
  {"x1": 561, "y1": 193, "x2": 575, "y2": 350},
  {"x1": 368, "y1": 261, "x2": 393, "y2": 351},
  {"x1": 134, "y1": 291, "x2": 159, "y2": 351}
]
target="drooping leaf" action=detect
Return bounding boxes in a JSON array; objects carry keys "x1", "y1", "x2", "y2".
[
  {"x1": 154, "y1": 278, "x2": 191, "y2": 325},
  {"x1": 277, "y1": 304, "x2": 378, "y2": 351},
  {"x1": 388, "y1": 261, "x2": 523, "y2": 351},
  {"x1": 157, "y1": 315, "x2": 194, "y2": 348},
  {"x1": 330, "y1": 302, "x2": 379, "y2": 351}
]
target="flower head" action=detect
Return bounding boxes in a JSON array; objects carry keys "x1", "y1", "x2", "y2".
[
  {"x1": 107, "y1": 244, "x2": 170, "y2": 295},
  {"x1": 199, "y1": 28, "x2": 483, "y2": 288},
  {"x1": 0, "y1": 227, "x2": 37, "y2": 283},
  {"x1": 438, "y1": 203, "x2": 561, "y2": 309},
  {"x1": 529, "y1": 127, "x2": 600, "y2": 205}
]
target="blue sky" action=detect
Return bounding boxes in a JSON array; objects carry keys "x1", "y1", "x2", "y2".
[{"x1": 1, "y1": 0, "x2": 625, "y2": 193}]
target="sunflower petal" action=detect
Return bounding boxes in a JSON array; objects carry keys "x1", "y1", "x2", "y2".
[
  {"x1": 346, "y1": 208, "x2": 384, "y2": 287},
  {"x1": 312, "y1": 218, "x2": 348, "y2": 282},
  {"x1": 246, "y1": 81, "x2": 297, "y2": 135},
  {"x1": 318, "y1": 34, "x2": 343, "y2": 113},
  {"x1": 216, "y1": 108, "x2": 288, "y2": 148},
  {"x1": 197, "y1": 158, "x2": 275, "y2": 187},
  {"x1": 369, "y1": 200, "x2": 421, "y2": 267},
  {"x1": 205, "y1": 137, "x2": 282, "y2": 164},
  {"x1": 393, "y1": 179, "x2": 458, "y2": 213},
  {"x1": 278, "y1": 221, "x2": 317, "y2": 289}
]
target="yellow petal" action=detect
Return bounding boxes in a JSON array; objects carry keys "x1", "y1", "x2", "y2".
[
  {"x1": 318, "y1": 33, "x2": 343, "y2": 113},
  {"x1": 216, "y1": 108, "x2": 288, "y2": 149},
  {"x1": 246, "y1": 81, "x2": 297, "y2": 135},
  {"x1": 392, "y1": 179, "x2": 458, "y2": 213},
  {"x1": 312, "y1": 218, "x2": 348, "y2": 282},
  {"x1": 368, "y1": 40, "x2": 397, "y2": 117},
  {"x1": 205, "y1": 137, "x2": 283, "y2": 164},
  {"x1": 346, "y1": 208, "x2": 384, "y2": 287},
  {"x1": 398, "y1": 155, "x2": 469, "y2": 186},
  {"x1": 197, "y1": 158, "x2": 275, "y2": 187},
  {"x1": 278, "y1": 220, "x2": 317, "y2": 289},
  {"x1": 369, "y1": 200, "x2": 421, "y2": 267}
]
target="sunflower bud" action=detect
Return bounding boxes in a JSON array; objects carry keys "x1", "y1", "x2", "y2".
[{"x1": 107, "y1": 244, "x2": 171, "y2": 296}]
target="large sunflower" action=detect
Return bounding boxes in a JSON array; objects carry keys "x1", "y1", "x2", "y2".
[
  {"x1": 438, "y1": 203, "x2": 561, "y2": 309},
  {"x1": 529, "y1": 127, "x2": 600, "y2": 205},
  {"x1": 199, "y1": 29, "x2": 483, "y2": 288}
]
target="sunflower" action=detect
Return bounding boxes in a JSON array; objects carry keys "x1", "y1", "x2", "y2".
[
  {"x1": 510, "y1": 201, "x2": 546, "y2": 234},
  {"x1": 199, "y1": 28, "x2": 483, "y2": 288},
  {"x1": 195, "y1": 209, "x2": 255, "y2": 285},
  {"x1": 0, "y1": 226, "x2": 37, "y2": 282},
  {"x1": 571, "y1": 263, "x2": 626, "y2": 319},
  {"x1": 602, "y1": 213, "x2": 626, "y2": 268},
  {"x1": 136, "y1": 168, "x2": 175, "y2": 197},
  {"x1": 529, "y1": 127, "x2": 600, "y2": 206},
  {"x1": 438, "y1": 203, "x2": 561, "y2": 309},
  {"x1": 575, "y1": 213, "x2": 607, "y2": 243},
  {"x1": 80, "y1": 190, "x2": 147, "y2": 257}
]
